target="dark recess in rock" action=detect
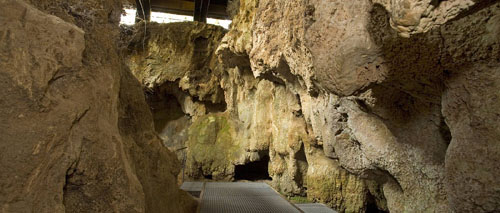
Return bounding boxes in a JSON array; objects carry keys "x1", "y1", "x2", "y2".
[{"x1": 234, "y1": 156, "x2": 272, "y2": 181}]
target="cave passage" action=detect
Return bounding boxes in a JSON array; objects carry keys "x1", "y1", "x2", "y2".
[
  {"x1": 234, "y1": 155, "x2": 272, "y2": 181},
  {"x1": 148, "y1": 93, "x2": 184, "y2": 133}
]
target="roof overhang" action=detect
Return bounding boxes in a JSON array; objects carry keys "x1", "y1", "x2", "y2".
[{"x1": 150, "y1": 0, "x2": 229, "y2": 20}]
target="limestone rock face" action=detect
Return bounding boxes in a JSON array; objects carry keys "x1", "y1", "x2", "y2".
[
  {"x1": 126, "y1": 22, "x2": 227, "y2": 104},
  {"x1": 186, "y1": 113, "x2": 242, "y2": 180},
  {"x1": 215, "y1": 0, "x2": 500, "y2": 212},
  {"x1": 125, "y1": 21, "x2": 314, "y2": 195},
  {"x1": 372, "y1": 0, "x2": 481, "y2": 37},
  {"x1": 0, "y1": 0, "x2": 196, "y2": 212},
  {"x1": 125, "y1": 12, "x2": 376, "y2": 213},
  {"x1": 306, "y1": 147, "x2": 375, "y2": 212},
  {"x1": 123, "y1": 22, "x2": 230, "y2": 169},
  {"x1": 222, "y1": 67, "x2": 313, "y2": 195},
  {"x1": 227, "y1": 0, "x2": 240, "y2": 19},
  {"x1": 440, "y1": 4, "x2": 500, "y2": 211},
  {"x1": 123, "y1": 0, "x2": 499, "y2": 212}
]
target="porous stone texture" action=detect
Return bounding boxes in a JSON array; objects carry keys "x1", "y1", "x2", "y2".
[
  {"x1": 0, "y1": 0, "x2": 196, "y2": 212},
  {"x1": 126, "y1": 22, "x2": 227, "y2": 104},
  {"x1": 122, "y1": 22, "x2": 230, "y2": 169},
  {"x1": 126, "y1": 17, "x2": 375, "y2": 213},
  {"x1": 124, "y1": 0, "x2": 500, "y2": 212},
  {"x1": 227, "y1": 0, "x2": 240, "y2": 19},
  {"x1": 305, "y1": 147, "x2": 375, "y2": 212},
  {"x1": 124, "y1": 22, "x2": 228, "y2": 119},
  {"x1": 372, "y1": 0, "x2": 484, "y2": 37},
  {"x1": 185, "y1": 113, "x2": 242, "y2": 180},
  {"x1": 125, "y1": 21, "x2": 315, "y2": 194},
  {"x1": 217, "y1": 0, "x2": 499, "y2": 212},
  {"x1": 440, "y1": 4, "x2": 500, "y2": 211}
]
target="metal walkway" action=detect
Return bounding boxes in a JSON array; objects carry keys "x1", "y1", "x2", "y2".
[
  {"x1": 182, "y1": 182, "x2": 302, "y2": 213},
  {"x1": 181, "y1": 182, "x2": 338, "y2": 213},
  {"x1": 180, "y1": 181, "x2": 204, "y2": 198}
]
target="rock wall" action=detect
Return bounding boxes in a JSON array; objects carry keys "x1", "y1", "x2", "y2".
[
  {"x1": 125, "y1": 21, "x2": 377, "y2": 213},
  {"x1": 0, "y1": 0, "x2": 196, "y2": 212},
  {"x1": 123, "y1": 0, "x2": 499, "y2": 212},
  {"x1": 218, "y1": 0, "x2": 499, "y2": 212}
]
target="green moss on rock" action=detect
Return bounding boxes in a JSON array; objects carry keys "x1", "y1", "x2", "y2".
[
  {"x1": 186, "y1": 113, "x2": 242, "y2": 180},
  {"x1": 307, "y1": 173, "x2": 368, "y2": 213},
  {"x1": 306, "y1": 153, "x2": 370, "y2": 213}
]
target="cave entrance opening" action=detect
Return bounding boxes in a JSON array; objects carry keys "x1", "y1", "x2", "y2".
[{"x1": 234, "y1": 155, "x2": 272, "y2": 181}]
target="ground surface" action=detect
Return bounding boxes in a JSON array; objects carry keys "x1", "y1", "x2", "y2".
[{"x1": 181, "y1": 182, "x2": 339, "y2": 213}]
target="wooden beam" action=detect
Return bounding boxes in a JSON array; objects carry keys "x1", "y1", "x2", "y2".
[
  {"x1": 150, "y1": 0, "x2": 228, "y2": 20},
  {"x1": 194, "y1": 0, "x2": 210, "y2": 22},
  {"x1": 200, "y1": 0, "x2": 210, "y2": 23},
  {"x1": 194, "y1": 0, "x2": 201, "y2": 21}
]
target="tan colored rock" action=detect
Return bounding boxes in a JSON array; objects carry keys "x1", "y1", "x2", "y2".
[
  {"x1": 124, "y1": 22, "x2": 230, "y2": 180},
  {"x1": 0, "y1": 0, "x2": 196, "y2": 212},
  {"x1": 0, "y1": 1, "x2": 85, "y2": 211},
  {"x1": 440, "y1": 3, "x2": 500, "y2": 211},
  {"x1": 121, "y1": 0, "x2": 499, "y2": 212},
  {"x1": 186, "y1": 113, "x2": 243, "y2": 180},
  {"x1": 306, "y1": 147, "x2": 370, "y2": 213},
  {"x1": 373, "y1": 0, "x2": 478, "y2": 37},
  {"x1": 217, "y1": 0, "x2": 500, "y2": 212},
  {"x1": 227, "y1": 0, "x2": 240, "y2": 19},
  {"x1": 125, "y1": 22, "x2": 227, "y2": 105},
  {"x1": 125, "y1": 19, "x2": 318, "y2": 196},
  {"x1": 217, "y1": 0, "x2": 257, "y2": 60},
  {"x1": 122, "y1": 1, "x2": 379, "y2": 211}
]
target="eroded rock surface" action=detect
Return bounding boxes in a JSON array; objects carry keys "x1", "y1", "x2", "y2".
[
  {"x1": 0, "y1": 0, "x2": 196, "y2": 212},
  {"x1": 218, "y1": 0, "x2": 499, "y2": 212},
  {"x1": 126, "y1": 21, "x2": 377, "y2": 213},
  {"x1": 123, "y1": 0, "x2": 499, "y2": 212}
]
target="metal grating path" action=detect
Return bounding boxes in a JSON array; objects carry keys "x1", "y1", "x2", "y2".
[
  {"x1": 200, "y1": 182, "x2": 302, "y2": 213},
  {"x1": 296, "y1": 203, "x2": 338, "y2": 213},
  {"x1": 180, "y1": 181, "x2": 204, "y2": 192},
  {"x1": 181, "y1": 182, "x2": 204, "y2": 198}
]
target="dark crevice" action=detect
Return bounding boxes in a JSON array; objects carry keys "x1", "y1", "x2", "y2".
[
  {"x1": 339, "y1": 113, "x2": 348, "y2": 122},
  {"x1": 439, "y1": 116, "x2": 452, "y2": 146},
  {"x1": 352, "y1": 138, "x2": 361, "y2": 146},
  {"x1": 62, "y1": 140, "x2": 85, "y2": 208},
  {"x1": 276, "y1": 58, "x2": 299, "y2": 86},
  {"x1": 191, "y1": 95, "x2": 227, "y2": 113},
  {"x1": 258, "y1": 72, "x2": 286, "y2": 85},
  {"x1": 294, "y1": 94, "x2": 304, "y2": 117},
  {"x1": 293, "y1": 109, "x2": 303, "y2": 117},
  {"x1": 295, "y1": 143, "x2": 308, "y2": 187},
  {"x1": 430, "y1": 0, "x2": 444, "y2": 8},
  {"x1": 70, "y1": 107, "x2": 90, "y2": 130},
  {"x1": 365, "y1": 192, "x2": 388, "y2": 213},
  {"x1": 355, "y1": 99, "x2": 371, "y2": 113},
  {"x1": 334, "y1": 128, "x2": 343, "y2": 136},
  {"x1": 234, "y1": 155, "x2": 272, "y2": 181}
]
